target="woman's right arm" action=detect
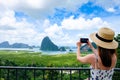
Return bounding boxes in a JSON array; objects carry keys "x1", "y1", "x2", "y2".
[{"x1": 76, "y1": 42, "x2": 94, "y2": 64}]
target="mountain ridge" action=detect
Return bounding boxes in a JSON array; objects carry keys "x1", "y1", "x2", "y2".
[
  {"x1": 0, "y1": 41, "x2": 31, "y2": 48},
  {"x1": 40, "y1": 36, "x2": 66, "y2": 51}
]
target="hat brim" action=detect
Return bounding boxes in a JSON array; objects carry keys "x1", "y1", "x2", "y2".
[{"x1": 90, "y1": 33, "x2": 118, "y2": 49}]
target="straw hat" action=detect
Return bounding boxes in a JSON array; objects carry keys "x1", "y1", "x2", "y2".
[{"x1": 90, "y1": 27, "x2": 118, "y2": 49}]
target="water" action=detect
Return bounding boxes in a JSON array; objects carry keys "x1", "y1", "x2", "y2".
[
  {"x1": 0, "y1": 48, "x2": 37, "y2": 52},
  {"x1": 0, "y1": 48, "x2": 77, "y2": 55}
]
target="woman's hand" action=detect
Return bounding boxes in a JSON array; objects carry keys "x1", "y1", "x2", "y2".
[
  {"x1": 87, "y1": 40, "x2": 92, "y2": 48},
  {"x1": 76, "y1": 42, "x2": 82, "y2": 48},
  {"x1": 87, "y1": 41, "x2": 97, "y2": 53}
]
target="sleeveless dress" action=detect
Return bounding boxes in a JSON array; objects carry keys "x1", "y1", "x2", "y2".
[{"x1": 90, "y1": 52, "x2": 114, "y2": 80}]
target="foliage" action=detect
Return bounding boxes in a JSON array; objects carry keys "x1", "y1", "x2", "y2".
[
  {"x1": 116, "y1": 49, "x2": 120, "y2": 68},
  {"x1": 0, "y1": 50, "x2": 90, "y2": 80},
  {"x1": 114, "y1": 34, "x2": 120, "y2": 48},
  {"x1": 114, "y1": 34, "x2": 120, "y2": 80},
  {"x1": 0, "y1": 50, "x2": 90, "y2": 67},
  {"x1": 0, "y1": 49, "x2": 120, "y2": 79}
]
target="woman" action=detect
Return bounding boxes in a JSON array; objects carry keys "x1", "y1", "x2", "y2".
[{"x1": 76, "y1": 27, "x2": 118, "y2": 80}]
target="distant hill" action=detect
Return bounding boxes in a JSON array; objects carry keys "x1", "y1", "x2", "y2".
[
  {"x1": 80, "y1": 42, "x2": 97, "y2": 51},
  {"x1": 0, "y1": 41, "x2": 10, "y2": 48},
  {"x1": 0, "y1": 41, "x2": 31, "y2": 48},
  {"x1": 40, "y1": 36, "x2": 59, "y2": 51},
  {"x1": 59, "y1": 47, "x2": 66, "y2": 51},
  {"x1": 11, "y1": 43, "x2": 30, "y2": 48},
  {"x1": 40, "y1": 36, "x2": 66, "y2": 51}
]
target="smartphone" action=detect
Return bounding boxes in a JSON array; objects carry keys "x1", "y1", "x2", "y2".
[{"x1": 80, "y1": 38, "x2": 89, "y2": 43}]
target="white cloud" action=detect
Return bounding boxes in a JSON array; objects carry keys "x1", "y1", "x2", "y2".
[
  {"x1": 41, "y1": 15, "x2": 111, "y2": 46},
  {"x1": 0, "y1": 10, "x2": 116, "y2": 46},
  {"x1": 106, "y1": 8, "x2": 116, "y2": 12},
  {"x1": 103, "y1": 15, "x2": 120, "y2": 35},
  {"x1": 61, "y1": 16, "x2": 109, "y2": 30},
  {"x1": 0, "y1": 10, "x2": 33, "y2": 30},
  {"x1": 44, "y1": 24, "x2": 67, "y2": 45},
  {"x1": 45, "y1": 24, "x2": 63, "y2": 36},
  {"x1": 43, "y1": 21, "x2": 76, "y2": 46},
  {"x1": 42, "y1": 19, "x2": 51, "y2": 28},
  {"x1": 0, "y1": 0, "x2": 89, "y2": 19},
  {"x1": 93, "y1": 0, "x2": 120, "y2": 12},
  {"x1": 0, "y1": 10, "x2": 15, "y2": 25},
  {"x1": 21, "y1": 0, "x2": 120, "y2": 18},
  {"x1": 0, "y1": 0, "x2": 119, "y2": 46},
  {"x1": 26, "y1": 0, "x2": 46, "y2": 9},
  {"x1": 1, "y1": 0, "x2": 120, "y2": 19},
  {"x1": 0, "y1": 9, "x2": 44, "y2": 45}
]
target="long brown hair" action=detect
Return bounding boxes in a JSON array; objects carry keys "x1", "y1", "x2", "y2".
[{"x1": 98, "y1": 46, "x2": 116, "y2": 67}]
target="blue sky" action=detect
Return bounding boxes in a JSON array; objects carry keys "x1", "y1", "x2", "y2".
[{"x1": 0, "y1": 0, "x2": 120, "y2": 46}]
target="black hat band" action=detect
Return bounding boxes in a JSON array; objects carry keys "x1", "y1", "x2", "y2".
[{"x1": 96, "y1": 33, "x2": 113, "y2": 42}]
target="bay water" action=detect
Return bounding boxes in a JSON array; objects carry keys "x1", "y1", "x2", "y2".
[{"x1": 0, "y1": 47, "x2": 77, "y2": 55}]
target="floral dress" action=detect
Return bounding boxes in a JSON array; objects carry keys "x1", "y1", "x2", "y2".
[
  {"x1": 90, "y1": 67, "x2": 114, "y2": 80},
  {"x1": 90, "y1": 53, "x2": 114, "y2": 80}
]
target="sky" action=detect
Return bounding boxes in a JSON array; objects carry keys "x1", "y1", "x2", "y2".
[{"x1": 0, "y1": 0, "x2": 120, "y2": 46}]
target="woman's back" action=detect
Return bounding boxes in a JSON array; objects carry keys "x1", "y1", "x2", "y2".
[
  {"x1": 91, "y1": 53, "x2": 117, "y2": 70},
  {"x1": 90, "y1": 53, "x2": 117, "y2": 80}
]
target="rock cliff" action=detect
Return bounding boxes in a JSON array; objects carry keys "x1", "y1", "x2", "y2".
[{"x1": 40, "y1": 36, "x2": 59, "y2": 51}]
